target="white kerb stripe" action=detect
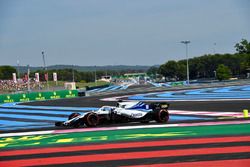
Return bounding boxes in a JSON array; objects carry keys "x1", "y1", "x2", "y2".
[{"x1": 0, "y1": 130, "x2": 54, "y2": 138}]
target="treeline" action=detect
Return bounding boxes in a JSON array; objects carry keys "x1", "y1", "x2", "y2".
[
  {"x1": 0, "y1": 66, "x2": 17, "y2": 79},
  {"x1": 32, "y1": 69, "x2": 98, "y2": 82},
  {"x1": 0, "y1": 65, "x2": 146, "y2": 82},
  {"x1": 0, "y1": 66, "x2": 146, "y2": 82},
  {"x1": 29, "y1": 69, "x2": 145, "y2": 82},
  {"x1": 148, "y1": 39, "x2": 250, "y2": 81},
  {"x1": 14, "y1": 65, "x2": 151, "y2": 74}
]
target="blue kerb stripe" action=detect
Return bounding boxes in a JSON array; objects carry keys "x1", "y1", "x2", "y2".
[
  {"x1": 121, "y1": 85, "x2": 129, "y2": 90},
  {"x1": 0, "y1": 120, "x2": 49, "y2": 126},
  {"x1": 0, "y1": 119, "x2": 52, "y2": 131},
  {"x1": 157, "y1": 94, "x2": 250, "y2": 98},
  {"x1": 110, "y1": 85, "x2": 122, "y2": 90},
  {"x1": 0, "y1": 124, "x2": 52, "y2": 130},
  {"x1": 129, "y1": 85, "x2": 250, "y2": 100},
  {"x1": 242, "y1": 85, "x2": 250, "y2": 90},
  {"x1": 1, "y1": 103, "x2": 98, "y2": 111},
  {"x1": 0, "y1": 108, "x2": 75, "y2": 115},
  {"x1": 213, "y1": 87, "x2": 233, "y2": 93},
  {"x1": 87, "y1": 85, "x2": 127, "y2": 92},
  {"x1": 0, "y1": 105, "x2": 101, "y2": 131},
  {"x1": 170, "y1": 115, "x2": 213, "y2": 121},
  {"x1": 0, "y1": 126, "x2": 51, "y2": 131},
  {"x1": 96, "y1": 86, "x2": 111, "y2": 92},
  {"x1": 0, "y1": 113, "x2": 66, "y2": 121},
  {"x1": 97, "y1": 85, "x2": 117, "y2": 92},
  {"x1": 128, "y1": 96, "x2": 250, "y2": 100},
  {"x1": 87, "y1": 88, "x2": 101, "y2": 92}
]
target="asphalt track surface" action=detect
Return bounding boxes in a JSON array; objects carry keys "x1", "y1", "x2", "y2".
[
  {"x1": 23, "y1": 84, "x2": 250, "y2": 112},
  {"x1": 1, "y1": 84, "x2": 250, "y2": 167},
  {"x1": 24, "y1": 93, "x2": 249, "y2": 112}
]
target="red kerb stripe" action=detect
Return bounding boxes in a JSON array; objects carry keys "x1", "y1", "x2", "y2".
[
  {"x1": 0, "y1": 146, "x2": 250, "y2": 167},
  {"x1": 122, "y1": 158, "x2": 250, "y2": 167},
  {"x1": 1, "y1": 135, "x2": 250, "y2": 157}
]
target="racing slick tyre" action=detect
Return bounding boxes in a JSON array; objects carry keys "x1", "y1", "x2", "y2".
[
  {"x1": 68, "y1": 113, "x2": 82, "y2": 128},
  {"x1": 155, "y1": 109, "x2": 169, "y2": 123},
  {"x1": 55, "y1": 121, "x2": 63, "y2": 126},
  {"x1": 68, "y1": 113, "x2": 81, "y2": 120},
  {"x1": 84, "y1": 112, "x2": 99, "y2": 127}
]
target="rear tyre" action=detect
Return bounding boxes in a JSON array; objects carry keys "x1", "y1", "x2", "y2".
[
  {"x1": 155, "y1": 109, "x2": 169, "y2": 123},
  {"x1": 84, "y1": 113, "x2": 99, "y2": 127}
]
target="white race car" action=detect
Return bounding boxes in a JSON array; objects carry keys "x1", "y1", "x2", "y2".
[{"x1": 55, "y1": 101, "x2": 170, "y2": 128}]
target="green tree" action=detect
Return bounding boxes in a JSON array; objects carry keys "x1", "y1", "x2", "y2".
[
  {"x1": 216, "y1": 64, "x2": 232, "y2": 81},
  {"x1": 0, "y1": 66, "x2": 17, "y2": 79},
  {"x1": 158, "y1": 61, "x2": 179, "y2": 80},
  {"x1": 159, "y1": 39, "x2": 250, "y2": 80},
  {"x1": 176, "y1": 62, "x2": 186, "y2": 80},
  {"x1": 147, "y1": 66, "x2": 158, "y2": 78},
  {"x1": 234, "y1": 39, "x2": 250, "y2": 54}
]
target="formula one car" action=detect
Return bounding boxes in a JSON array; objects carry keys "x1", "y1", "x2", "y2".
[{"x1": 55, "y1": 101, "x2": 170, "y2": 128}]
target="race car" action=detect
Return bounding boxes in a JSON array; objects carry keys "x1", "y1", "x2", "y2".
[{"x1": 55, "y1": 101, "x2": 170, "y2": 128}]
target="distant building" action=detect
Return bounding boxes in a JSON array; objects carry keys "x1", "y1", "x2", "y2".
[
  {"x1": 64, "y1": 82, "x2": 76, "y2": 90},
  {"x1": 123, "y1": 73, "x2": 146, "y2": 77},
  {"x1": 100, "y1": 76, "x2": 112, "y2": 82},
  {"x1": 123, "y1": 73, "x2": 148, "y2": 85}
]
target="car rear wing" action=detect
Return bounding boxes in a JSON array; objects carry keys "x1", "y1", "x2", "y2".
[{"x1": 150, "y1": 102, "x2": 170, "y2": 110}]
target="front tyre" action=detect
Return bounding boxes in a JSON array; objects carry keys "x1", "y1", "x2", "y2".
[
  {"x1": 68, "y1": 113, "x2": 82, "y2": 128},
  {"x1": 84, "y1": 113, "x2": 99, "y2": 127},
  {"x1": 68, "y1": 113, "x2": 81, "y2": 120},
  {"x1": 155, "y1": 109, "x2": 169, "y2": 123}
]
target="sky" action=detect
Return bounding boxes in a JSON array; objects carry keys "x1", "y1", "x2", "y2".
[{"x1": 0, "y1": 0, "x2": 249, "y2": 66}]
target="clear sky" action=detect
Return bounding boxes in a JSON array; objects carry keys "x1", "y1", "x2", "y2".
[{"x1": 0, "y1": 0, "x2": 249, "y2": 66}]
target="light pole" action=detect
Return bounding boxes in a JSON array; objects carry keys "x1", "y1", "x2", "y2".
[
  {"x1": 72, "y1": 65, "x2": 75, "y2": 82},
  {"x1": 42, "y1": 51, "x2": 49, "y2": 90},
  {"x1": 17, "y1": 60, "x2": 20, "y2": 79},
  {"x1": 181, "y1": 40, "x2": 190, "y2": 85},
  {"x1": 94, "y1": 66, "x2": 97, "y2": 86},
  {"x1": 27, "y1": 64, "x2": 31, "y2": 92},
  {"x1": 213, "y1": 42, "x2": 216, "y2": 54}
]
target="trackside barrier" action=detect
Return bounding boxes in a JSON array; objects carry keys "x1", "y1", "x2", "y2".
[
  {"x1": 0, "y1": 90, "x2": 78, "y2": 104},
  {"x1": 168, "y1": 81, "x2": 187, "y2": 86},
  {"x1": 86, "y1": 84, "x2": 110, "y2": 90}
]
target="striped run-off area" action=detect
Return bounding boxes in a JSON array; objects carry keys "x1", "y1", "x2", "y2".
[
  {"x1": 0, "y1": 84, "x2": 250, "y2": 166},
  {"x1": 169, "y1": 110, "x2": 244, "y2": 118},
  {"x1": 128, "y1": 85, "x2": 250, "y2": 101},
  {"x1": 0, "y1": 122, "x2": 250, "y2": 166},
  {"x1": 0, "y1": 102, "x2": 227, "y2": 131},
  {"x1": 0, "y1": 135, "x2": 250, "y2": 166},
  {"x1": 2, "y1": 104, "x2": 243, "y2": 132},
  {"x1": 87, "y1": 84, "x2": 131, "y2": 93},
  {"x1": 0, "y1": 104, "x2": 98, "y2": 131}
]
